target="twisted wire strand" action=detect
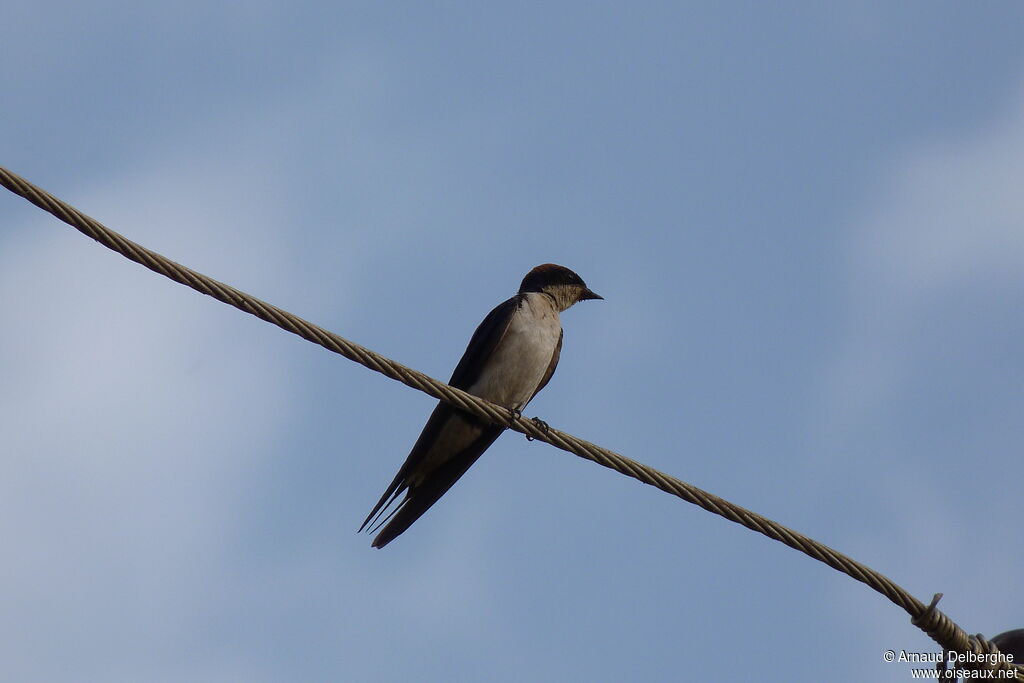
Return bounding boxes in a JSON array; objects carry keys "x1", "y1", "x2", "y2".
[{"x1": 2, "y1": 166, "x2": 1018, "y2": 678}]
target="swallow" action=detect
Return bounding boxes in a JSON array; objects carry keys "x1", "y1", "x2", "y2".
[{"x1": 360, "y1": 263, "x2": 602, "y2": 548}]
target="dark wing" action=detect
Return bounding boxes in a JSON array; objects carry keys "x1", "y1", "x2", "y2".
[
  {"x1": 447, "y1": 295, "x2": 521, "y2": 389},
  {"x1": 359, "y1": 295, "x2": 521, "y2": 547},
  {"x1": 367, "y1": 415, "x2": 504, "y2": 548}
]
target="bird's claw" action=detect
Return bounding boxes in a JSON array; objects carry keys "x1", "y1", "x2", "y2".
[
  {"x1": 526, "y1": 416, "x2": 549, "y2": 441},
  {"x1": 507, "y1": 407, "x2": 522, "y2": 423}
]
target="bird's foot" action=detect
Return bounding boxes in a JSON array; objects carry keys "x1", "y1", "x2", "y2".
[
  {"x1": 507, "y1": 407, "x2": 522, "y2": 425},
  {"x1": 526, "y1": 416, "x2": 549, "y2": 441}
]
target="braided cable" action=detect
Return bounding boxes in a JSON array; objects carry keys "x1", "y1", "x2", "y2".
[{"x1": 2, "y1": 166, "x2": 1019, "y2": 678}]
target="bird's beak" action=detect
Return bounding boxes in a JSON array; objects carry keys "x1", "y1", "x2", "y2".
[{"x1": 579, "y1": 288, "x2": 603, "y2": 301}]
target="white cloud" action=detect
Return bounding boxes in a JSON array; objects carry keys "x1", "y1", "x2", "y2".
[
  {"x1": 0, "y1": 144, "x2": 307, "y2": 680},
  {"x1": 853, "y1": 102, "x2": 1024, "y2": 296},
  {"x1": 818, "y1": 83, "x2": 1024, "y2": 678},
  {"x1": 826, "y1": 86, "x2": 1024, "y2": 424}
]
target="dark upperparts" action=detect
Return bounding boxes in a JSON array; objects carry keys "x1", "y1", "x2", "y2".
[{"x1": 519, "y1": 263, "x2": 591, "y2": 294}]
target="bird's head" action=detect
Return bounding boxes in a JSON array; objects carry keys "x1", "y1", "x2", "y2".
[{"x1": 519, "y1": 263, "x2": 603, "y2": 312}]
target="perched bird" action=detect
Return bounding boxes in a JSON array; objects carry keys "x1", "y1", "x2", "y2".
[{"x1": 360, "y1": 263, "x2": 602, "y2": 548}]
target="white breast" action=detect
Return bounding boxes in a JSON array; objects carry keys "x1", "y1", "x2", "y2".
[{"x1": 468, "y1": 292, "x2": 562, "y2": 411}]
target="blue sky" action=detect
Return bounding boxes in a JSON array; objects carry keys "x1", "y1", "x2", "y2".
[{"x1": 3, "y1": 3, "x2": 1023, "y2": 681}]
